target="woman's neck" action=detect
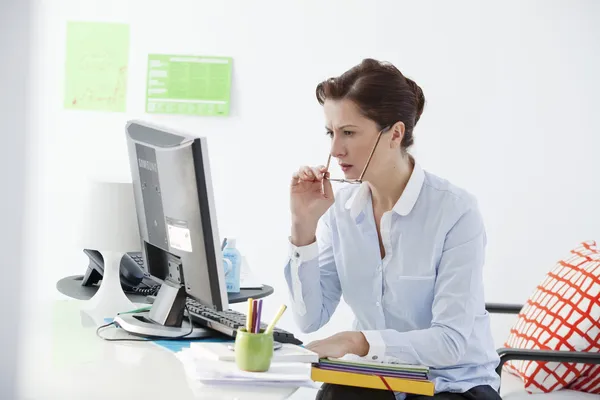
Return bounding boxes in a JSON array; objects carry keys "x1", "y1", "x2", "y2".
[{"x1": 369, "y1": 154, "x2": 414, "y2": 212}]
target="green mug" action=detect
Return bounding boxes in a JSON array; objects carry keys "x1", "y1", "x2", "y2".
[{"x1": 234, "y1": 328, "x2": 274, "y2": 372}]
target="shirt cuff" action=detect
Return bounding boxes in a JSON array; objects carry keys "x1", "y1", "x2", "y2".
[
  {"x1": 287, "y1": 238, "x2": 318, "y2": 317},
  {"x1": 288, "y1": 237, "x2": 319, "y2": 262},
  {"x1": 361, "y1": 330, "x2": 386, "y2": 362}
]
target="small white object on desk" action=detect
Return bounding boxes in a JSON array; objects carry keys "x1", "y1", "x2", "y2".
[
  {"x1": 239, "y1": 256, "x2": 264, "y2": 289},
  {"x1": 77, "y1": 180, "x2": 141, "y2": 323}
]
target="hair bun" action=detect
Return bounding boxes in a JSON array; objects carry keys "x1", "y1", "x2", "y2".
[{"x1": 405, "y1": 77, "x2": 425, "y2": 125}]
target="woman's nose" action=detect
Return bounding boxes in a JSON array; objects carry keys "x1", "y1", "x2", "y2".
[{"x1": 330, "y1": 135, "x2": 345, "y2": 158}]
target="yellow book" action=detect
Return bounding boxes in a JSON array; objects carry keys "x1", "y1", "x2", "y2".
[{"x1": 311, "y1": 366, "x2": 435, "y2": 396}]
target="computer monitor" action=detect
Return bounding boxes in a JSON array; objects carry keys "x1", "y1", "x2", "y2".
[{"x1": 116, "y1": 119, "x2": 229, "y2": 338}]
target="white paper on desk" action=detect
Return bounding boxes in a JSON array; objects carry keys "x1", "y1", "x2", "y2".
[
  {"x1": 176, "y1": 348, "x2": 315, "y2": 387},
  {"x1": 190, "y1": 342, "x2": 319, "y2": 363},
  {"x1": 198, "y1": 379, "x2": 319, "y2": 389}
]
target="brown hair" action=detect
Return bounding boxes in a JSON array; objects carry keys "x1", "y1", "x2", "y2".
[{"x1": 316, "y1": 58, "x2": 425, "y2": 149}]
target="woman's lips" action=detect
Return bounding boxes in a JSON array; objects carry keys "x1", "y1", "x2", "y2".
[{"x1": 340, "y1": 164, "x2": 353, "y2": 172}]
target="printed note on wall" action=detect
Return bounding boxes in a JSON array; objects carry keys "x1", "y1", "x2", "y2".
[
  {"x1": 145, "y1": 55, "x2": 232, "y2": 116},
  {"x1": 64, "y1": 21, "x2": 130, "y2": 112}
]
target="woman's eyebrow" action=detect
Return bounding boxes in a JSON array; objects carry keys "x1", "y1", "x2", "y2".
[{"x1": 326, "y1": 124, "x2": 358, "y2": 130}]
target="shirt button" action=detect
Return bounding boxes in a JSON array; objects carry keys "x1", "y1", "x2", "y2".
[
  {"x1": 375, "y1": 301, "x2": 381, "y2": 307},
  {"x1": 372, "y1": 355, "x2": 378, "y2": 360},
  {"x1": 294, "y1": 252, "x2": 300, "y2": 258}
]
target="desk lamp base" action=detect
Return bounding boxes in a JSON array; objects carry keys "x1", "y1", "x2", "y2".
[{"x1": 81, "y1": 251, "x2": 136, "y2": 321}]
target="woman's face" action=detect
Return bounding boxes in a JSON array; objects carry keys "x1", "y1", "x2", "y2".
[{"x1": 324, "y1": 98, "x2": 401, "y2": 181}]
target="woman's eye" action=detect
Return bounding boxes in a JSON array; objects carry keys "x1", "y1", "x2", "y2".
[
  {"x1": 343, "y1": 130, "x2": 354, "y2": 136},
  {"x1": 325, "y1": 131, "x2": 333, "y2": 138}
]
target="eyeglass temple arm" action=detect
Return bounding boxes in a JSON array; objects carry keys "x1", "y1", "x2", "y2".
[
  {"x1": 328, "y1": 178, "x2": 360, "y2": 183},
  {"x1": 357, "y1": 127, "x2": 388, "y2": 181}
]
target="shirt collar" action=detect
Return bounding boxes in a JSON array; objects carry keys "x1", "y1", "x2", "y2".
[{"x1": 344, "y1": 161, "x2": 425, "y2": 220}]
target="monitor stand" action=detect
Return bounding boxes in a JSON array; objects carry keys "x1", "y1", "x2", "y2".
[{"x1": 114, "y1": 279, "x2": 214, "y2": 339}]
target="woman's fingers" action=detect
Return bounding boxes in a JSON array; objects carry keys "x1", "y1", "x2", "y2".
[
  {"x1": 311, "y1": 167, "x2": 323, "y2": 181},
  {"x1": 306, "y1": 340, "x2": 320, "y2": 351},
  {"x1": 292, "y1": 165, "x2": 330, "y2": 189},
  {"x1": 299, "y1": 166, "x2": 314, "y2": 181},
  {"x1": 322, "y1": 176, "x2": 334, "y2": 198},
  {"x1": 291, "y1": 171, "x2": 301, "y2": 186},
  {"x1": 297, "y1": 166, "x2": 325, "y2": 182}
]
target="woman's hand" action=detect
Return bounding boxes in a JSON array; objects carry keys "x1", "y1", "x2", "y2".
[
  {"x1": 290, "y1": 165, "x2": 334, "y2": 246},
  {"x1": 306, "y1": 331, "x2": 370, "y2": 359}
]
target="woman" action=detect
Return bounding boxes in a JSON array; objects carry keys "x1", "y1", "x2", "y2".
[{"x1": 284, "y1": 59, "x2": 501, "y2": 400}]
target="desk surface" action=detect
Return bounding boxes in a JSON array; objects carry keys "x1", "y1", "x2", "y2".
[{"x1": 18, "y1": 300, "x2": 305, "y2": 400}]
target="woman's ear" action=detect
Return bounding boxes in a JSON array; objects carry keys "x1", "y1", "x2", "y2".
[{"x1": 389, "y1": 121, "x2": 405, "y2": 149}]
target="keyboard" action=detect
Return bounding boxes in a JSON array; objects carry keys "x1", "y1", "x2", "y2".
[{"x1": 186, "y1": 298, "x2": 302, "y2": 345}]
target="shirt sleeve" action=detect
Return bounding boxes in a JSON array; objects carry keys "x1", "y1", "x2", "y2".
[
  {"x1": 283, "y1": 210, "x2": 342, "y2": 333},
  {"x1": 361, "y1": 204, "x2": 487, "y2": 367}
]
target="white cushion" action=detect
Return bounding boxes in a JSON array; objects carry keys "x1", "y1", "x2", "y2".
[{"x1": 501, "y1": 372, "x2": 599, "y2": 399}]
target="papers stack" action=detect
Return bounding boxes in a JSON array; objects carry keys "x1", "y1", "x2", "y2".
[
  {"x1": 318, "y1": 356, "x2": 430, "y2": 380},
  {"x1": 176, "y1": 347, "x2": 318, "y2": 388},
  {"x1": 190, "y1": 342, "x2": 319, "y2": 363}
]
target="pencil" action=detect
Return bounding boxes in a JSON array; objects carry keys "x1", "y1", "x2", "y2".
[
  {"x1": 265, "y1": 304, "x2": 287, "y2": 334},
  {"x1": 246, "y1": 298, "x2": 254, "y2": 332}
]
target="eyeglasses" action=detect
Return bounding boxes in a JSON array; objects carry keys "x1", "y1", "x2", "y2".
[{"x1": 324, "y1": 125, "x2": 391, "y2": 185}]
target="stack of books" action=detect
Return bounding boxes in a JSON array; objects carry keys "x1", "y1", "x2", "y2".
[{"x1": 311, "y1": 356, "x2": 434, "y2": 396}]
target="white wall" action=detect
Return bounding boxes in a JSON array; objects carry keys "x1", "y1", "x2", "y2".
[{"x1": 26, "y1": 0, "x2": 600, "y2": 347}]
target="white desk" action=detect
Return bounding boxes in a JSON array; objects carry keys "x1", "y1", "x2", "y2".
[{"x1": 17, "y1": 300, "x2": 305, "y2": 400}]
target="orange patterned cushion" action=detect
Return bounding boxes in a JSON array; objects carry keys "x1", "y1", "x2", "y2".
[
  {"x1": 504, "y1": 240, "x2": 600, "y2": 393},
  {"x1": 569, "y1": 364, "x2": 600, "y2": 392}
]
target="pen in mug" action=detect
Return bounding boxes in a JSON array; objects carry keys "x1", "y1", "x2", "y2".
[
  {"x1": 254, "y1": 299, "x2": 263, "y2": 333},
  {"x1": 251, "y1": 299, "x2": 258, "y2": 333},
  {"x1": 246, "y1": 298, "x2": 254, "y2": 332},
  {"x1": 265, "y1": 304, "x2": 287, "y2": 335}
]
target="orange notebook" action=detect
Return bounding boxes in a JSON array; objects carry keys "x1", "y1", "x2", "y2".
[{"x1": 311, "y1": 366, "x2": 435, "y2": 396}]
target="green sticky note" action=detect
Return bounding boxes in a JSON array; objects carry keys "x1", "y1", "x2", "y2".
[
  {"x1": 64, "y1": 21, "x2": 130, "y2": 112},
  {"x1": 146, "y1": 54, "x2": 232, "y2": 116}
]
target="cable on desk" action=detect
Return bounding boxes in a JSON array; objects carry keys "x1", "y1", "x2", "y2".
[
  {"x1": 96, "y1": 321, "x2": 149, "y2": 342},
  {"x1": 95, "y1": 304, "x2": 195, "y2": 342},
  {"x1": 130, "y1": 284, "x2": 161, "y2": 296}
]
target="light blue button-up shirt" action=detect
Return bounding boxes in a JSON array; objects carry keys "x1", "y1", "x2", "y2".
[{"x1": 284, "y1": 162, "x2": 501, "y2": 398}]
